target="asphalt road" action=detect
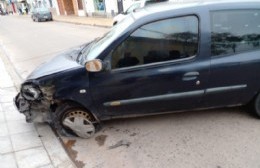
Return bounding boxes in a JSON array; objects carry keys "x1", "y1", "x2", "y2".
[
  {"x1": 1, "y1": 15, "x2": 260, "y2": 168},
  {"x1": 0, "y1": 15, "x2": 108, "y2": 79}
]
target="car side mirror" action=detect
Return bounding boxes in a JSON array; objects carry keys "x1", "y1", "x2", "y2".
[{"x1": 85, "y1": 59, "x2": 103, "y2": 72}]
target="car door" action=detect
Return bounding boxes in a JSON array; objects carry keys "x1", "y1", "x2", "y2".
[
  {"x1": 204, "y1": 9, "x2": 260, "y2": 107},
  {"x1": 89, "y1": 15, "x2": 210, "y2": 119}
]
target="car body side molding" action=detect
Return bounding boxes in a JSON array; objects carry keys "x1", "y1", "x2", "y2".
[
  {"x1": 103, "y1": 90, "x2": 204, "y2": 107},
  {"x1": 104, "y1": 84, "x2": 247, "y2": 107},
  {"x1": 206, "y1": 85, "x2": 247, "y2": 95}
]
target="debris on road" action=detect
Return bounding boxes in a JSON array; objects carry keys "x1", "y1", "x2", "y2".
[
  {"x1": 108, "y1": 140, "x2": 131, "y2": 150},
  {"x1": 64, "y1": 140, "x2": 85, "y2": 168},
  {"x1": 95, "y1": 134, "x2": 108, "y2": 146}
]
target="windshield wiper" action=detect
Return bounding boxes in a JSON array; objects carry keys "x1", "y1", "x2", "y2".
[{"x1": 76, "y1": 38, "x2": 100, "y2": 63}]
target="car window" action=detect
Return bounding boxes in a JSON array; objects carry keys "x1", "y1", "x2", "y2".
[
  {"x1": 79, "y1": 14, "x2": 135, "y2": 64},
  {"x1": 32, "y1": 8, "x2": 38, "y2": 13},
  {"x1": 211, "y1": 10, "x2": 260, "y2": 56},
  {"x1": 111, "y1": 15, "x2": 199, "y2": 69},
  {"x1": 37, "y1": 8, "x2": 49, "y2": 12}
]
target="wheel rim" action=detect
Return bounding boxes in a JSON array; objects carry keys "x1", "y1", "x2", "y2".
[{"x1": 62, "y1": 110, "x2": 95, "y2": 138}]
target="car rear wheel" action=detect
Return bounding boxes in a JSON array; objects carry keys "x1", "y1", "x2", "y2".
[
  {"x1": 254, "y1": 93, "x2": 260, "y2": 118},
  {"x1": 53, "y1": 103, "x2": 99, "y2": 138}
]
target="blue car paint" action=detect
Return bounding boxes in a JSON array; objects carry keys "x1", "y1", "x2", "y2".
[{"x1": 15, "y1": 1, "x2": 260, "y2": 122}]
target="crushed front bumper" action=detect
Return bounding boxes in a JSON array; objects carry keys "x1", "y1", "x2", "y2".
[
  {"x1": 14, "y1": 93, "x2": 32, "y2": 122},
  {"x1": 14, "y1": 93, "x2": 50, "y2": 123}
]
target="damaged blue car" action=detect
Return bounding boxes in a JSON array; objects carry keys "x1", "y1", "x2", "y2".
[{"x1": 15, "y1": 0, "x2": 260, "y2": 138}]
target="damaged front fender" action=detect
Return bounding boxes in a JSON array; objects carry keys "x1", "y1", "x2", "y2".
[{"x1": 14, "y1": 85, "x2": 55, "y2": 123}]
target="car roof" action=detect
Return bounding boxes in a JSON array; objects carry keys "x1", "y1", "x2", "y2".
[{"x1": 132, "y1": 0, "x2": 260, "y2": 20}]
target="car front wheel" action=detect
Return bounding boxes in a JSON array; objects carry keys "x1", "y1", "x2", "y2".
[
  {"x1": 53, "y1": 103, "x2": 99, "y2": 138},
  {"x1": 254, "y1": 93, "x2": 260, "y2": 118}
]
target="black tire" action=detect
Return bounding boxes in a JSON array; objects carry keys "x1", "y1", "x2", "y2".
[
  {"x1": 254, "y1": 93, "x2": 260, "y2": 118},
  {"x1": 53, "y1": 102, "x2": 99, "y2": 138}
]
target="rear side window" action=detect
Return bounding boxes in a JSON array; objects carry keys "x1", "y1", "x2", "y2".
[
  {"x1": 211, "y1": 10, "x2": 260, "y2": 56},
  {"x1": 111, "y1": 15, "x2": 199, "y2": 69}
]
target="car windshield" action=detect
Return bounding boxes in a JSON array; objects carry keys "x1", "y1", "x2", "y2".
[
  {"x1": 77, "y1": 15, "x2": 135, "y2": 65},
  {"x1": 37, "y1": 8, "x2": 49, "y2": 12}
]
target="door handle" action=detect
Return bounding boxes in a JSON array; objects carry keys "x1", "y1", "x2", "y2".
[{"x1": 182, "y1": 71, "x2": 200, "y2": 81}]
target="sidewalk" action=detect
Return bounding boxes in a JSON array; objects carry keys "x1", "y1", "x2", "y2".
[
  {"x1": 53, "y1": 15, "x2": 113, "y2": 27},
  {"x1": 0, "y1": 48, "x2": 76, "y2": 168}
]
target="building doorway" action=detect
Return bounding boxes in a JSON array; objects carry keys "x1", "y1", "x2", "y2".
[{"x1": 59, "y1": 0, "x2": 75, "y2": 15}]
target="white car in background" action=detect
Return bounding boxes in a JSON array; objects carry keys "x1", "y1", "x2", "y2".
[{"x1": 113, "y1": 0, "x2": 168, "y2": 26}]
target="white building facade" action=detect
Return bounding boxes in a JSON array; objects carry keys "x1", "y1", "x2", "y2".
[{"x1": 80, "y1": 0, "x2": 135, "y2": 17}]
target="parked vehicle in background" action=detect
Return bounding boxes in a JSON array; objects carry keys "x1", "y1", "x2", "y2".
[
  {"x1": 113, "y1": 0, "x2": 168, "y2": 25},
  {"x1": 31, "y1": 8, "x2": 52, "y2": 22},
  {"x1": 0, "y1": 8, "x2": 7, "y2": 15},
  {"x1": 15, "y1": 0, "x2": 260, "y2": 139}
]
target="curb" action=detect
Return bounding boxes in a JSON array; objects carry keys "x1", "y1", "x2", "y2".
[{"x1": 53, "y1": 19, "x2": 112, "y2": 28}]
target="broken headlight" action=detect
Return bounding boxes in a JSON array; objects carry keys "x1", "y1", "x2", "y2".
[{"x1": 21, "y1": 84, "x2": 42, "y2": 101}]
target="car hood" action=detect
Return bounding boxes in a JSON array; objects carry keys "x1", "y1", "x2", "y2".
[{"x1": 27, "y1": 46, "x2": 83, "y2": 80}]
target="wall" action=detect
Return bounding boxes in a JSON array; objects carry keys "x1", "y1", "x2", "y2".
[
  {"x1": 105, "y1": 0, "x2": 118, "y2": 16},
  {"x1": 62, "y1": 0, "x2": 75, "y2": 15},
  {"x1": 54, "y1": 0, "x2": 137, "y2": 17},
  {"x1": 52, "y1": 0, "x2": 60, "y2": 15},
  {"x1": 85, "y1": 0, "x2": 95, "y2": 16},
  {"x1": 122, "y1": 0, "x2": 134, "y2": 12},
  {"x1": 56, "y1": 0, "x2": 65, "y2": 15},
  {"x1": 72, "y1": 0, "x2": 78, "y2": 15}
]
